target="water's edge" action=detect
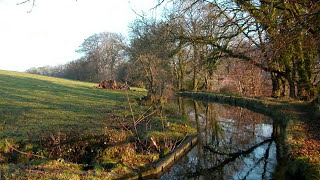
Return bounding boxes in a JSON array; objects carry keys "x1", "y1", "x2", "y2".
[
  {"x1": 117, "y1": 134, "x2": 198, "y2": 180},
  {"x1": 179, "y1": 92, "x2": 290, "y2": 126},
  {"x1": 118, "y1": 92, "x2": 290, "y2": 179}
]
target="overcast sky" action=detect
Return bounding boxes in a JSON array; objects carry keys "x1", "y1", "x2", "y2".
[{"x1": 0, "y1": 0, "x2": 159, "y2": 72}]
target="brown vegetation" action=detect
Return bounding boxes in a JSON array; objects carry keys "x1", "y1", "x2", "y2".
[{"x1": 95, "y1": 80, "x2": 129, "y2": 90}]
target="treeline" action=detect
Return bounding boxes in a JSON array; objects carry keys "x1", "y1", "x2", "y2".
[
  {"x1": 27, "y1": 0, "x2": 320, "y2": 101},
  {"x1": 26, "y1": 32, "x2": 129, "y2": 83}
]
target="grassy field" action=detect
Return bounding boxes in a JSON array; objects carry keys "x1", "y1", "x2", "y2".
[
  {"x1": 0, "y1": 70, "x2": 194, "y2": 179},
  {"x1": 0, "y1": 70, "x2": 146, "y2": 141}
]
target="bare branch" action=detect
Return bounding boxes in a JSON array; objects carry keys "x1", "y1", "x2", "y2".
[
  {"x1": 17, "y1": 0, "x2": 35, "y2": 13},
  {"x1": 5, "y1": 139, "x2": 46, "y2": 159}
]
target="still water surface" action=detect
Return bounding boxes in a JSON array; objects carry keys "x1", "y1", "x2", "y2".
[{"x1": 160, "y1": 98, "x2": 279, "y2": 180}]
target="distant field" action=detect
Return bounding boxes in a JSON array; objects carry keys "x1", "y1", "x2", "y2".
[{"x1": 0, "y1": 70, "x2": 145, "y2": 142}]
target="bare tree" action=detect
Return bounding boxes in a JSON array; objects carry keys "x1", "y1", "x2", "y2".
[
  {"x1": 77, "y1": 32, "x2": 126, "y2": 82},
  {"x1": 128, "y1": 19, "x2": 179, "y2": 102}
]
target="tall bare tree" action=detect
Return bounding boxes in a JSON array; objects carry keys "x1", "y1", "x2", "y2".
[{"x1": 77, "y1": 32, "x2": 126, "y2": 82}]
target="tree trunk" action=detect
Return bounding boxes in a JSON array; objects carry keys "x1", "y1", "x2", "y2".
[
  {"x1": 178, "y1": 51, "x2": 186, "y2": 91},
  {"x1": 204, "y1": 72, "x2": 211, "y2": 91},
  {"x1": 271, "y1": 72, "x2": 281, "y2": 98},
  {"x1": 281, "y1": 78, "x2": 287, "y2": 97},
  {"x1": 313, "y1": 89, "x2": 320, "y2": 118},
  {"x1": 295, "y1": 33, "x2": 315, "y2": 100},
  {"x1": 193, "y1": 66, "x2": 198, "y2": 91},
  {"x1": 288, "y1": 79, "x2": 296, "y2": 99},
  {"x1": 285, "y1": 65, "x2": 296, "y2": 99},
  {"x1": 173, "y1": 65, "x2": 181, "y2": 90}
]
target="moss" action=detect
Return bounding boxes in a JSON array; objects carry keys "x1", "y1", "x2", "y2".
[{"x1": 0, "y1": 141, "x2": 9, "y2": 154}]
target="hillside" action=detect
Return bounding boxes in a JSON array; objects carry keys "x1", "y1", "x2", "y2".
[
  {"x1": 0, "y1": 70, "x2": 194, "y2": 179},
  {"x1": 0, "y1": 70, "x2": 148, "y2": 178},
  {"x1": 0, "y1": 70, "x2": 145, "y2": 142}
]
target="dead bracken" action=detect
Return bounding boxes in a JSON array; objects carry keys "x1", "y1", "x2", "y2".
[{"x1": 95, "y1": 80, "x2": 130, "y2": 90}]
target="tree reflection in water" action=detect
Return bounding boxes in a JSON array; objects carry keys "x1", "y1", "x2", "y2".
[{"x1": 161, "y1": 98, "x2": 283, "y2": 180}]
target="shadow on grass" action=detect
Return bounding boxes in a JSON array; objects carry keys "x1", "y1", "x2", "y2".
[
  {"x1": 0, "y1": 74, "x2": 144, "y2": 142},
  {"x1": 0, "y1": 74, "x2": 128, "y2": 102}
]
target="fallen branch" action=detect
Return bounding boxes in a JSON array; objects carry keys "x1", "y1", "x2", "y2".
[{"x1": 5, "y1": 139, "x2": 46, "y2": 159}]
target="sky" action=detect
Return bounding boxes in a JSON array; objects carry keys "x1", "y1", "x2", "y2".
[{"x1": 0, "y1": 0, "x2": 159, "y2": 72}]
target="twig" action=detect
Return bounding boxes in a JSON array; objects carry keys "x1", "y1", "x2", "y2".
[
  {"x1": 135, "y1": 109, "x2": 157, "y2": 125},
  {"x1": 125, "y1": 91, "x2": 142, "y2": 144},
  {"x1": 126, "y1": 91, "x2": 135, "y2": 119},
  {"x1": 135, "y1": 106, "x2": 153, "y2": 123},
  {"x1": 17, "y1": 0, "x2": 35, "y2": 13},
  {"x1": 16, "y1": 0, "x2": 31, "y2": 5},
  {"x1": 150, "y1": 137, "x2": 160, "y2": 152},
  {"x1": 128, "y1": 0, "x2": 146, "y2": 21},
  {"x1": 173, "y1": 135, "x2": 187, "y2": 150},
  {"x1": 5, "y1": 139, "x2": 46, "y2": 159}
]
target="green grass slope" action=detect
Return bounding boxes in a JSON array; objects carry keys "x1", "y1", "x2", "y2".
[
  {"x1": 0, "y1": 70, "x2": 144, "y2": 142},
  {"x1": 0, "y1": 70, "x2": 195, "y2": 179}
]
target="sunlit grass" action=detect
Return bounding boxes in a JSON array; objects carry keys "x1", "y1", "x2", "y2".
[
  {"x1": 0, "y1": 70, "x2": 196, "y2": 179},
  {"x1": 0, "y1": 70, "x2": 145, "y2": 142}
]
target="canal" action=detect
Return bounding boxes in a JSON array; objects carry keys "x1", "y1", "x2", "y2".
[{"x1": 158, "y1": 97, "x2": 286, "y2": 180}]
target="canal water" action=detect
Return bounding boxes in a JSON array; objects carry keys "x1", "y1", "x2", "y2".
[{"x1": 159, "y1": 98, "x2": 282, "y2": 180}]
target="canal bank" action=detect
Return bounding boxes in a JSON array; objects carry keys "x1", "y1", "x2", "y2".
[{"x1": 118, "y1": 134, "x2": 198, "y2": 179}]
